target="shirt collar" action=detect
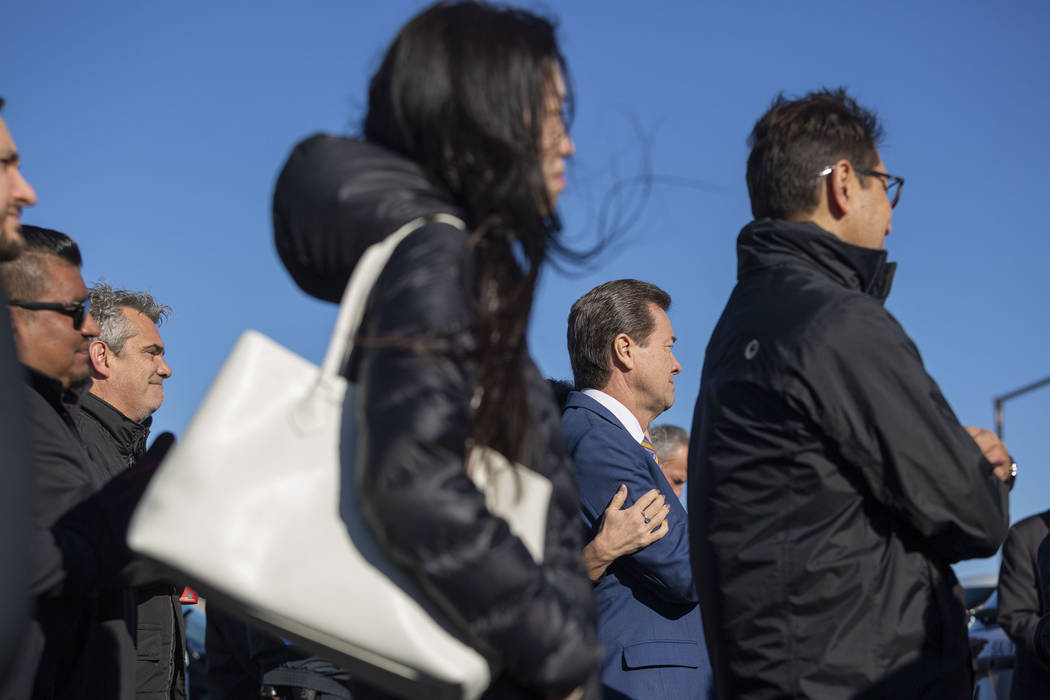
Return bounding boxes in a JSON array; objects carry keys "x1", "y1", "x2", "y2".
[
  {"x1": 581, "y1": 388, "x2": 646, "y2": 444},
  {"x1": 23, "y1": 364, "x2": 87, "y2": 435}
]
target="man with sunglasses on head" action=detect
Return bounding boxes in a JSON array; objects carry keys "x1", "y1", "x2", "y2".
[
  {"x1": 689, "y1": 88, "x2": 1014, "y2": 699},
  {"x1": 1, "y1": 225, "x2": 169, "y2": 699}
]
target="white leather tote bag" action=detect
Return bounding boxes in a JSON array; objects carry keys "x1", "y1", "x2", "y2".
[{"x1": 127, "y1": 214, "x2": 552, "y2": 700}]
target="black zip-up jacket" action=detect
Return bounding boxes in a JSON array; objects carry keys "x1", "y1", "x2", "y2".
[
  {"x1": 20, "y1": 367, "x2": 115, "y2": 700},
  {"x1": 997, "y1": 509, "x2": 1050, "y2": 699},
  {"x1": 8, "y1": 368, "x2": 153, "y2": 699},
  {"x1": 78, "y1": 393, "x2": 151, "y2": 479},
  {"x1": 0, "y1": 288, "x2": 32, "y2": 694},
  {"x1": 77, "y1": 392, "x2": 186, "y2": 700},
  {"x1": 689, "y1": 219, "x2": 1010, "y2": 699},
  {"x1": 273, "y1": 134, "x2": 602, "y2": 699}
]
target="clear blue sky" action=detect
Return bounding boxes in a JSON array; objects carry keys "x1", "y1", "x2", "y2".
[{"x1": 5, "y1": 1, "x2": 1048, "y2": 582}]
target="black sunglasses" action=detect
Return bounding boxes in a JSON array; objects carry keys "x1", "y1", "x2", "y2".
[{"x1": 8, "y1": 298, "x2": 91, "y2": 329}]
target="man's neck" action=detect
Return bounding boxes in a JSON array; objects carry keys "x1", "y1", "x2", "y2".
[
  {"x1": 596, "y1": 378, "x2": 653, "y2": 432},
  {"x1": 788, "y1": 209, "x2": 850, "y2": 245},
  {"x1": 581, "y1": 388, "x2": 646, "y2": 444}
]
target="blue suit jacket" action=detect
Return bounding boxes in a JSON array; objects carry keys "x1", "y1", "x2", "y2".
[{"x1": 562, "y1": 391, "x2": 714, "y2": 699}]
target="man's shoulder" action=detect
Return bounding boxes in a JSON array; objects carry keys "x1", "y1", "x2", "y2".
[
  {"x1": 25, "y1": 378, "x2": 71, "y2": 436},
  {"x1": 75, "y1": 395, "x2": 141, "y2": 479},
  {"x1": 1011, "y1": 511, "x2": 1050, "y2": 539},
  {"x1": 561, "y1": 393, "x2": 628, "y2": 441},
  {"x1": 75, "y1": 394, "x2": 118, "y2": 447},
  {"x1": 723, "y1": 262, "x2": 892, "y2": 352},
  {"x1": 74, "y1": 398, "x2": 104, "y2": 437},
  {"x1": 562, "y1": 399, "x2": 646, "y2": 478},
  {"x1": 708, "y1": 274, "x2": 903, "y2": 392},
  {"x1": 74, "y1": 409, "x2": 118, "y2": 470},
  {"x1": 24, "y1": 379, "x2": 113, "y2": 493}
]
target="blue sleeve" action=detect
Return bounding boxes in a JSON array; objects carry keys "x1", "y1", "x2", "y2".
[{"x1": 566, "y1": 414, "x2": 696, "y2": 604}]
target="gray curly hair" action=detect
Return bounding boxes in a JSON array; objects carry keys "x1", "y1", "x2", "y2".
[
  {"x1": 89, "y1": 281, "x2": 172, "y2": 353},
  {"x1": 649, "y1": 424, "x2": 688, "y2": 461}
]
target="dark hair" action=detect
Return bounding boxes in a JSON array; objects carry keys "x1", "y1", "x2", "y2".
[
  {"x1": 546, "y1": 377, "x2": 574, "y2": 409},
  {"x1": 0, "y1": 225, "x2": 83, "y2": 300},
  {"x1": 0, "y1": 97, "x2": 5, "y2": 112},
  {"x1": 649, "y1": 424, "x2": 688, "y2": 461},
  {"x1": 567, "y1": 279, "x2": 671, "y2": 391},
  {"x1": 364, "y1": 1, "x2": 571, "y2": 463},
  {"x1": 746, "y1": 88, "x2": 883, "y2": 220}
]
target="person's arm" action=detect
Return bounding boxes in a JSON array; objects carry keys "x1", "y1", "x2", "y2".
[
  {"x1": 800, "y1": 296, "x2": 1009, "y2": 562},
  {"x1": 581, "y1": 486, "x2": 668, "y2": 581},
  {"x1": 356, "y1": 224, "x2": 598, "y2": 696},
  {"x1": 568, "y1": 424, "x2": 695, "y2": 604},
  {"x1": 32, "y1": 434, "x2": 171, "y2": 598},
  {"x1": 998, "y1": 521, "x2": 1045, "y2": 659},
  {"x1": 1036, "y1": 534, "x2": 1050, "y2": 666}
]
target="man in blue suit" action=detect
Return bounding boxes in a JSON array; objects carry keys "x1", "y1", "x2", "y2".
[{"x1": 562, "y1": 279, "x2": 715, "y2": 699}]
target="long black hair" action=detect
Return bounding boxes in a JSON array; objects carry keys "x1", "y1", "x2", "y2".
[{"x1": 364, "y1": 1, "x2": 572, "y2": 464}]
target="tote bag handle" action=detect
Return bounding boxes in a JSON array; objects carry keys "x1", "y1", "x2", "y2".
[{"x1": 319, "y1": 214, "x2": 466, "y2": 381}]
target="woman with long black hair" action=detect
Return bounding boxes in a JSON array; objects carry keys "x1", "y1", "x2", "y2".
[{"x1": 274, "y1": 2, "x2": 603, "y2": 697}]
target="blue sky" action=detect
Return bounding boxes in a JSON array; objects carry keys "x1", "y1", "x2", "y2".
[{"x1": 5, "y1": 0, "x2": 1048, "y2": 581}]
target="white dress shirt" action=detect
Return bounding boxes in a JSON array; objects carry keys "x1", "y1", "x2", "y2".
[{"x1": 581, "y1": 388, "x2": 645, "y2": 445}]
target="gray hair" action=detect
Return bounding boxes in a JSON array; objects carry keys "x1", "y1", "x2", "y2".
[
  {"x1": 89, "y1": 281, "x2": 172, "y2": 353},
  {"x1": 650, "y1": 424, "x2": 688, "y2": 461}
]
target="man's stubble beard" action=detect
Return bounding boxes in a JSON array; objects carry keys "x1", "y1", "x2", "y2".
[{"x1": 0, "y1": 227, "x2": 25, "y2": 262}]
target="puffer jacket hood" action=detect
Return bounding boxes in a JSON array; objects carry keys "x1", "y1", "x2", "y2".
[{"x1": 273, "y1": 134, "x2": 465, "y2": 303}]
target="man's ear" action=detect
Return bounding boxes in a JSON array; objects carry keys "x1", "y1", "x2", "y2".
[
  {"x1": 88, "y1": 340, "x2": 112, "y2": 379},
  {"x1": 826, "y1": 159, "x2": 855, "y2": 217},
  {"x1": 611, "y1": 333, "x2": 635, "y2": 370}
]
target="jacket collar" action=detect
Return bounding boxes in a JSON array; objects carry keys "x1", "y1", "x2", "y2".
[
  {"x1": 80, "y1": 392, "x2": 152, "y2": 457},
  {"x1": 25, "y1": 364, "x2": 85, "y2": 413},
  {"x1": 737, "y1": 219, "x2": 897, "y2": 302},
  {"x1": 24, "y1": 364, "x2": 87, "y2": 433}
]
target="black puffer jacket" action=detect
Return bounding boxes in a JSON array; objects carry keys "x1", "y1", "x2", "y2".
[
  {"x1": 273, "y1": 135, "x2": 601, "y2": 698},
  {"x1": 689, "y1": 219, "x2": 1010, "y2": 699}
]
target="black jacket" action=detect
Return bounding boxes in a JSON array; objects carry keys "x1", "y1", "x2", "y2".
[
  {"x1": 78, "y1": 393, "x2": 151, "y2": 479},
  {"x1": 998, "y1": 509, "x2": 1050, "y2": 699},
  {"x1": 76, "y1": 392, "x2": 186, "y2": 700},
  {"x1": 689, "y1": 219, "x2": 1010, "y2": 699},
  {"x1": 10, "y1": 368, "x2": 137, "y2": 699},
  {"x1": 0, "y1": 290, "x2": 31, "y2": 689},
  {"x1": 274, "y1": 134, "x2": 602, "y2": 698}
]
